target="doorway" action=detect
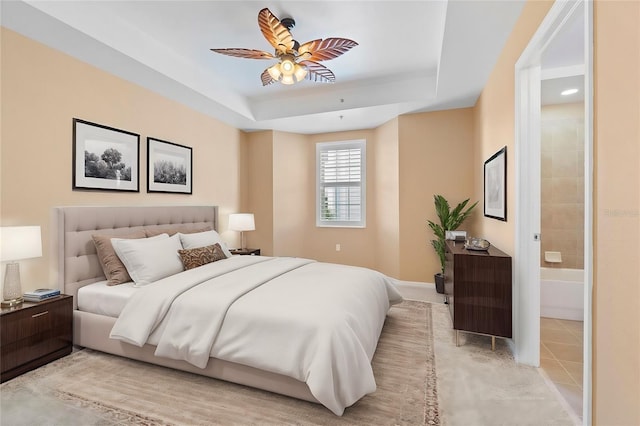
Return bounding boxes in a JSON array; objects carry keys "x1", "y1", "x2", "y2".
[
  {"x1": 539, "y1": 74, "x2": 585, "y2": 419},
  {"x1": 514, "y1": 0, "x2": 593, "y2": 424}
]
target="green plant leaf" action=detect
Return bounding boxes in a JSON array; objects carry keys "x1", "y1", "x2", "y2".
[{"x1": 427, "y1": 194, "x2": 477, "y2": 274}]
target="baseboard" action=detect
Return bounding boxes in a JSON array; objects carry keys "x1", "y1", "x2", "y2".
[
  {"x1": 393, "y1": 281, "x2": 441, "y2": 303},
  {"x1": 395, "y1": 280, "x2": 436, "y2": 290},
  {"x1": 540, "y1": 307, "x2": 583, "y2": 321}
]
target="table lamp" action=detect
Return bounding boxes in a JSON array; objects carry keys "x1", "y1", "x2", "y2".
[
  {"x1": 228, "y1": 213, "x2": 255, "y2": 250},
  {"x1": 1, "y1": 226, "x2": 43, "y2": 307}
]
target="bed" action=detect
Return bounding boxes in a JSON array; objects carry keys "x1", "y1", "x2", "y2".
[{"x1": 55, "y1": 205, "x2": 402, "y2": 416}]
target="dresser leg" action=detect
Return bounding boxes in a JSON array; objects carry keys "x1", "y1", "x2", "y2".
[
  {"x1": 456, "y1": 330, "x2": 459, "y2": 347},
  {"x1": 491, "y1": 336, "x2": 496, "y2": 351}
]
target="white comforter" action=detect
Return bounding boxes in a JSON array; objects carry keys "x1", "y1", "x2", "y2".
[{"x1": 110, "y1": 256, "x2": 403, "y2": 415}]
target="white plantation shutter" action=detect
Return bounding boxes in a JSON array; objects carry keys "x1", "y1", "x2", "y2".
[{"x1": 316, "y1": 140, "x2": 366, "y2": 227}]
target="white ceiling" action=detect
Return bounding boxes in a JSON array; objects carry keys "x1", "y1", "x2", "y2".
[
  {"x1": 541, "y1": 3, "x2": 585, "y2": 106},
  {"x1": 2, "y1": 0, "x2": 530, "y2": 134}
]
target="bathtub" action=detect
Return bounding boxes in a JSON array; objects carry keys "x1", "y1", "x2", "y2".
[{"x1": 540, "y1": 268, "x2": 584, "y2": 321}]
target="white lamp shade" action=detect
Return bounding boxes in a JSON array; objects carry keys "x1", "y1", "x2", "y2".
[
  {"x1": 1, "y1": 226, "x2": 43, "y2": 262},
  {"x1": 228, "y1": 214, "x2": 255, "y2": 232}
]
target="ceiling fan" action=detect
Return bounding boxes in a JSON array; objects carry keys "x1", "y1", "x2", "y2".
[{"x1": 211, "y1": 8, "x2": 358, "y2": 86}]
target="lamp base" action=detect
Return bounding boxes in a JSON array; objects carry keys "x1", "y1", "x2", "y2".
[
  {"x1": 3, "y1": 262, "x2": 23, "y2": 308},
  {"x1": 1, "y1": 297, "x2": 23, "y2": 307}
]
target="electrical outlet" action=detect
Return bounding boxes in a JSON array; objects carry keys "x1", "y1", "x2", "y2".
[{"x1": 335, "y1": 243, "x2": 341, "y2": 252}]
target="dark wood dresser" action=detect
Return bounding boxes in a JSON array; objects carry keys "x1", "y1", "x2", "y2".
[
  {"x1": 444, "y1": 240, "x2": 512, "y2": 349},
  {"x1": 1, "y1": 295, "x2": 73, "y2": 382}
]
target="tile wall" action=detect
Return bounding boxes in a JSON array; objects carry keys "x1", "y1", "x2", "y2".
[{"x1": 541, "y1": 103, "x2": 585, "y2": 269}]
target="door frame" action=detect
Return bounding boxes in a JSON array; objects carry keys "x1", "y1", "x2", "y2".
[{"x1": 514, "y1": 0, "x2": 593, "y2": 424}]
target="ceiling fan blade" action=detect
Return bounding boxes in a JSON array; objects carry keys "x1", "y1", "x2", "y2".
[
  {"x1": 299, "y1": 38, "x2": 358, "y2": 62},
  {"x1": 260, "y1": 68, "x2": 276, "y2": 86},
  {"x1": 258, "y1": 8, "x2": 294, "y2": 54},
  {"x1": 297, "y1": 39, "x2": 322, "y2": 58},
  {"x1": 210, "y1": 48, "x2": 275, "y2": 60},
  {"x1": 300, "y1": 61, "x2": 335, "y2": 83}
]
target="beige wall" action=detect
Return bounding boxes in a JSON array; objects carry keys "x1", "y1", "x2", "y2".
[
  {"x1": 246, "y1": 112, "x2": 475, "y2": 283},
  {"x1": 398, "y1": 109, "x2": 475, "y2": 282},
  {"x1": 272, "y1": 131, "x2": 310, "y2": 257},
  {"x1": 372, "y1": 118, "x2": 400, "y2": 278},
  {"x1": 0, "y1": 28, "x2": 245, "y2": 290},
  {"x1": 541, "y1": 103, "x2": 585, "y2": 269},
  {"x1": 246, "y1": 129, "x2": 380, "y2": 269},
  {"x1": 244, "y1": 131, "x2": 274, "y2": 255},
  {"x1": 593, "y1": 1, "x2": 640, "y2": 423},
  {"x1": 473, "y1": 1, "x2": 553, "y2": 255}
]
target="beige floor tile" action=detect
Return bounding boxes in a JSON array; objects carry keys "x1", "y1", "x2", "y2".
[
  {"x1": 558, "y1": 319, "x2": 583, "y2": 332},
  {"x1": 554, "y1": 382, "x2": 583, "y2": 419},
  {"x1": 541, "y1": 317, "x2": 564, "y2": 330},
  {"x1": 569, "y1": 330, "x2": 584, "y2": 344},
  {"x1": 540, "y1": 342, "x2": 554, "y2": 360},
  {"x1": 540, "y1": 358, "x2": 575, "y2": 385},
  {"x1": 541, "y1": 327, "x2": 581, "y2": 345},
  {"x1": 545, "y1": 341, "x2": 584, "y2": 363},
  {"x1": 561, "y1": 360, "x2": 584, "y2": 387}
]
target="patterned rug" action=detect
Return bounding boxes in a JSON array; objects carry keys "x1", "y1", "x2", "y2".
[{"x1": 1, "y1": 300, "x2": 439, "y2": 426}]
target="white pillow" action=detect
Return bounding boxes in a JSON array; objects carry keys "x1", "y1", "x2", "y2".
[
  {"x1": 178, "y1": 230, "x2": 232, "y2": 258},
  {"x1": 112, "y1": 233, "x2": 184, "y2": 286}
]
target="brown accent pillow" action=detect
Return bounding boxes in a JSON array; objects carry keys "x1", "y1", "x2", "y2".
[
  {"x1": 178, "y1": 243, "x2": 227, "y2": 270},
  {"x1": 92, "y1": 230, "x2": 146, "y2": 285},
  {"x1": 145, "y1": 225, "x2": 212, "y2": 238}
]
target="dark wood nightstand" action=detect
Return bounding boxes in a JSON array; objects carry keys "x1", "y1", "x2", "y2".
[
  {"x1": 0, "y1": 294, "x2": 73, "y2": 383},
  {"x1": 229, "y1": 248, "x2": 261, "y2": 256}
]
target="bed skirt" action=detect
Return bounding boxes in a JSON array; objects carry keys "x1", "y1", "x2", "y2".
[{"x1": 73, "y1": 310, "x2": 318, "y2": 404}]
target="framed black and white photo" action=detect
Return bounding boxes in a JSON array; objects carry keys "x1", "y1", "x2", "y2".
[
  {"x1": 73, "y1": 118, "x2": 140, "y2": 192},
  {"x1": 147, "y1": 137, "x2": 192, "y2": 194},
  {"x1": 484, "y1": 146, "x2": 507, "y2": 221}
]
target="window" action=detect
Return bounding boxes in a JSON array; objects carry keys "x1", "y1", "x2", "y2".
[{"x1": 316, "y1": 140, "x2": 366, "y2": 227}]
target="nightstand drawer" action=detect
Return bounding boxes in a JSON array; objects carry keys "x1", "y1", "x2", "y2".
[
  {"x1": 1, "y1": 304, "x2": 57, "y2": 343},
  {"x1": 1, "y1": 295, "x2": 73, "y2": 382}
]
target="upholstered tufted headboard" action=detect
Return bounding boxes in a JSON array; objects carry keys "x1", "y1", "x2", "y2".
[{"x1": 54, "y1": 205, "x2": 217, "y2": 308}]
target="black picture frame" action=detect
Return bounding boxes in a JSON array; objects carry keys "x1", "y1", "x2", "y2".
[
  {"x1": 484, "y1": 146, "x2": 507, "y2": 221},
  {"x1": 147, "y1": 137, "x2": 193, "y2": 194},
  {"x1": 73, "y1": 118, "x2": 140, "y2": 192}
]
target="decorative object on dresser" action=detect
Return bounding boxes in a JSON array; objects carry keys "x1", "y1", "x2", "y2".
[
  {"x1": 147, "y1": 137, "x2": 193, "y2": 194},
  {"x1": 427, "y1": 195, "x2": 477, "y2": 294},
  {"x1": 464, "y1": 237, "x2": 491, "y2": 251},
  {"x1": 72, "y1": 118, "x2": 140, "y2": 192},
  {"x1": 484, "y1": 146, "x2": 507, "y2": 221},
  {"x1": 1, "y1": 226, "x2": 43, "y2": 307},
  {"x1": 228, "y1": 213, "x2": 255, "y2": 250},
  {"x1": 229, "y1": 248, "x2": 261, "y2": 256},
  {"x1": 444, "y1": 240, "x2": 512, "y2": 350},
  {"x1": 0, "y1": 295, "x2": 73, "y2": 382}
]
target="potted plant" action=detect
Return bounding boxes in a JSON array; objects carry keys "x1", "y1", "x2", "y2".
[{"x1": 427, "y1": 195, "x2": 477, "y2": 293}]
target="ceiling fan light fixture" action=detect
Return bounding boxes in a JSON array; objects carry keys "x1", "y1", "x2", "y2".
[
  {"x1": 267, "y1": 64, "x2": 282, "y2": 80},
  {"x1": 280, "y1": 55, "x2": 296, "y2": 75},
  {"x1": 294, "y1": 63, "x2": 308, "y2": 81},
  {"x1": 281, "y1": 74, "x2": 295, "y2": 85}
]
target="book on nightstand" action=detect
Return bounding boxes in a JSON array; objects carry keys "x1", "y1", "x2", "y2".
[{"x1": 23, "y1": 288, "x2": 60, "y2": 302}]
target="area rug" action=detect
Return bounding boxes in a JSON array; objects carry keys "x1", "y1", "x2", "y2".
[{"x1": 1, "y1": 300, "x2": 439, "y2": 426}]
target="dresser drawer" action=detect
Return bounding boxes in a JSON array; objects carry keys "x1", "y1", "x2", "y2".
[{"x1": 1, "y1": 295, "x2": 73, "y2": 382}]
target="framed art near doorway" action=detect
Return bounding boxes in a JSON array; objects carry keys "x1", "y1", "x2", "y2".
[{"x1": 484, "y1": 146, "x2": 507, "y2": 221}]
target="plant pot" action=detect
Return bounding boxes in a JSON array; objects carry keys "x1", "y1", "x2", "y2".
[{"x1": 434, "y1": 273, "x2": 445, "y2": 294}]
